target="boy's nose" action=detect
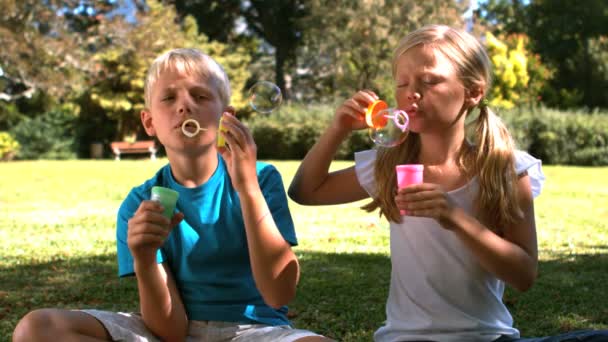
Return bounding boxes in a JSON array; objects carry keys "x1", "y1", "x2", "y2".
[{"x1": 178, "y1": 107, "x2": 191, "y2": 114}]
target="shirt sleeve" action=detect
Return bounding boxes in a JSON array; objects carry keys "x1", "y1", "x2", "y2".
[
  {"x1": 354, "y1": 149, "x2": 378, "y2": 197},
  {"x1": 514, "y1": 150, "x2": 546, "y2": 198},
  {"x1": 257, "y1": 164, "x2": 298, "y2": 246},
  {"x1": 116, "y1": 187, "x2": 165, "y2": 277}
]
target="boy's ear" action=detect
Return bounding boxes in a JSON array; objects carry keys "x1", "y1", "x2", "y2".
[
  {"x1": 141, "y1": 109, "x2": 156, "y2": 136},
  {"x1": 466, "y1": 86, "x2": 485, "y2": 107}
]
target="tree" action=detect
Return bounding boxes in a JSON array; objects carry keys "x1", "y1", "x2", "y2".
[
  {"x1": 0, "y1": 0, "x2": 118, "y2": 103},
  {"x1": 84, "y1": 0, "x2": 251, "y2": 140},
  {"x1": 485, "y1": 31, "x2": 552, "y2": 108},
  {"x1": 480, "y1": 0, "x2": 608, "y2": 109},
  {"x1": 297, "y1": 0, "x2": 465, "y2": 103},
  {"x1": 241, "y1": 0, "x2": 308, "y2": 101},
  {"x1": 169, "y1": 0, "x2": 241, "y2": 43}
]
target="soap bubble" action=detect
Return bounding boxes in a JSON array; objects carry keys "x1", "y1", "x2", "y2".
[
  {"x1": 368, "y1": 108, "x2": 409, "y2": 147},
  {"x1": 248, "y1": 81, "x2": 282, "y2": 113}
]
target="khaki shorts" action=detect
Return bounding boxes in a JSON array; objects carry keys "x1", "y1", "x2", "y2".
[{"x1": 82, "y1": 309, "x2": 323, "y2": 342}]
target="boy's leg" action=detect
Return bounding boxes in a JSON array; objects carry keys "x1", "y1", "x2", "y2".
[
  {"x1": 293, "y1": 337, "x2": 335, "y2": 341},
  {"x1": 13, "y1": 308, "x2": 111, "y2": 342}
]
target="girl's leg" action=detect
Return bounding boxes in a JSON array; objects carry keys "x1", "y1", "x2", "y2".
[{"x1": 12, "y1": 308, "x2": 111, "y2": 342}]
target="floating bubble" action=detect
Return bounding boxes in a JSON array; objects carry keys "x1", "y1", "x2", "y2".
[
  {"x1": 368, "y1": 108, "x2": 409, "y2": 148},
  {"x1": 248, "y1": 81, "x2": 282, "y2": 114},
  {"x1": 181, "y1": 118, "x2": 207, "y2": 138}
]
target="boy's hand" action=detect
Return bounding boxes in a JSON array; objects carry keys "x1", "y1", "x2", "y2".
[
  {"x1": 394, "y1": 183, "x2": 456, "y2": 229},
  {"x1": 218, "y1": 112, "x2": 260, "y2": 194},
  {"x1": 127, "y1": 200, "x2": 184, "y2": 265},
  {"x1": 332, "y1": 90, "x2": 378, "y2": 133}
]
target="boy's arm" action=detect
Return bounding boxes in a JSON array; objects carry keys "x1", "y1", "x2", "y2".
[
  {"x1": 135, "y1": 261, "x2": 188, "y2": 341},
  {"x1": 123, "y1": 200, "x2": 188, "y2": 341},
  {"x1": 218, "y1": 112, "x2": 299, "y2": 308},
  {"x1": 239, "y1": 186, "x2": 300, "y2": 309}
]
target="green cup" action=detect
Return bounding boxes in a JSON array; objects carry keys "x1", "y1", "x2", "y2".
[{"x1": 150, "y1": 186, "x2": 179, "y2": 219}]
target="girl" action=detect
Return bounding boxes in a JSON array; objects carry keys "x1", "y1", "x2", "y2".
[{"x1": 289, "y1": 25, "x2": 606, "y2": 342}]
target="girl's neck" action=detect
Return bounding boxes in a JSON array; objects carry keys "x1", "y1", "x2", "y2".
[
  {"x1": 167, "y1": 148, "x2": 219, "y2": 188},
  {"x1": 418, "y1": 130, "x2": 466, "y2": 166}
]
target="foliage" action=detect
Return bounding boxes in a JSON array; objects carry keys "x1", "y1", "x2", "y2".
[
  {"x1": 0, "y1": 131, "x2": 19, "y2": 160},
  {"x1": 84, "y1": 0, "x2": 251, "y2": 140},
  {"x1": 485, "y1": 32, "x2": 552, "y2": 109},
  {"x1": 241, "y1": 0, "x2": 308, "y2": 100},
  {"x1": 245, "y1": 103, "x2": 372, "y2": 160},
  {"x1": 0, "y1": 0, "x2": 119, "y2": 101},
  {"x1": 1, "y1": 161, "x2": 608, "y2": 341},
  {"x1": 498, "y1": 107, "x2": 608, "y2": 165},
  {"x1": 9, "y1": 108, "x2": 77, "y2": 160},
  {"x1": 296, "y1": 0, "x2": 465, "y2": 104},
  {"x1": 480, "y1": 0, "x2": 608, "y2": 109}
]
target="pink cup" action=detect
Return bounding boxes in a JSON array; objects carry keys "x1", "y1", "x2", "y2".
[{"x1": 396, "y1": 164, "x2": 424, "y2": 215}]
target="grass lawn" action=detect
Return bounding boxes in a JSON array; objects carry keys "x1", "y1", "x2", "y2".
[{"x1": 1, "y1": 159, "x2": 607, "y2": 341}]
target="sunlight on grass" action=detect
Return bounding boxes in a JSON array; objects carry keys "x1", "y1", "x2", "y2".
[{"x1": 1, "y1": 160, "x2": 607, "y2": 341}]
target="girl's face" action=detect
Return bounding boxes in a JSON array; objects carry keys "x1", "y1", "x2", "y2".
[
  {"x1": 394, "y1": 45, "x2": 469, "y2": 134},
  {"x1": 141, "y1": 69, "x2": 225, "y2": 156}
]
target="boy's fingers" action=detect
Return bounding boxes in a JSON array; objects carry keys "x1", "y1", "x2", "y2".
[{"x1": 170, "y1": 212, "x2": 184, "y2": 228}]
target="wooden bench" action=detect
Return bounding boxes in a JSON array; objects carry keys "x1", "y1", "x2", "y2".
[{"x1": 110, "y1": 141, "x2": 157, "y2": 161}]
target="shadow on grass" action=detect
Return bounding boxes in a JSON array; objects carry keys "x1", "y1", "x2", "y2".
[
  {"x1": 505, "y1": 253, "x2": 608, "y2": 336},
  {"x1": 2, "y1": 252, "x2": 608, "y2": 342}
]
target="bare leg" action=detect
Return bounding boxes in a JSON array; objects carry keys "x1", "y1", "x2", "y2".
[
  {"x1": 294, "y1": 336, "x2": 336, "y2": 342},
  {"x1": 13, "y1": 308, "x2": 112, "y2": 342}
]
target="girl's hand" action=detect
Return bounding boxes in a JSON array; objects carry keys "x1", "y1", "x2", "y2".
[
  {"x1": 331, "y1": 90, "x2": 379, "y2": 133},
  {"x1": 127, "y1": 201, "x2": 184, "y2": 264},
  {"x1": 218, "y1": 112, "x2": 259, "y2": 194},
  {"x1": 394, "y1": 183, "x2": 456, "y2": 229}
]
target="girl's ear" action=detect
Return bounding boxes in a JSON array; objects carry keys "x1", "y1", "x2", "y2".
[
  {"x1": 224, "y1": 105, "x2": 236, "y2": 115},
  {"x1": 141, "y1": 109, "x2": 156, "y2": 136},
  {"x1": 466, "y1": 86, "x2": 485, "y2": 108}
]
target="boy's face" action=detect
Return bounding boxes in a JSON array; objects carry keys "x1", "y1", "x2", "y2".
[{"x1": 141, "y1": 69, "x2": 226, "y2": 156}]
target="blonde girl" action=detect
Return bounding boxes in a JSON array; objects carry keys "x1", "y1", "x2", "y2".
[{"x1": 290, "y1": 25, "x2": 606, "y2": 342}]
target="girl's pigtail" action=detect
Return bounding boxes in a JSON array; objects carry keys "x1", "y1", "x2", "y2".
[{"x1": 473, "y1": 103, "x2": 522, "y2": 232}]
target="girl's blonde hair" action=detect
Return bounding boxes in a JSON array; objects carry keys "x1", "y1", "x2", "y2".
[
  {"x1": 362, "y1": 25, "x2": 522, "y2": 232},
  {"x1": 144, "y1": 48, "x2": 231, "y2": 108}
]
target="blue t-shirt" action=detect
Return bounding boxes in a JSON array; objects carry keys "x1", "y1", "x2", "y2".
[{"x1": 115, "y1": 156, "x2": 297, "y2": 326}]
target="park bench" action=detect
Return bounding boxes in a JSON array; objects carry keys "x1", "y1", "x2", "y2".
[{"x1": 110, "y1": 140, "x2": 157, "y2": 161}]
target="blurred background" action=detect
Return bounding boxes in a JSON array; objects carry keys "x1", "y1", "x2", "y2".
[{"x1": 1, "y1": 0, "x2": 607, "y2": 164}]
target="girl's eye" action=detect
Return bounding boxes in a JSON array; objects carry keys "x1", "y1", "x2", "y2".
[
  {"x1": 422, "y1": 76, "x2": 440, "y2": 85},
  {"x1": 397, "y1": 82, "x2": 409, "y2": 88},
  {"x1": 162, "y1": 96, "x2": 174, "y2": 102}
]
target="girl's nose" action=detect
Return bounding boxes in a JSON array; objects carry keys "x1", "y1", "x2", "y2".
[
  {"x1": 407, "y1": 92, "x2": 421, "y2": 101},
  {"x1": 178, "y1": 106, "x2": 191, "y2": 114}
]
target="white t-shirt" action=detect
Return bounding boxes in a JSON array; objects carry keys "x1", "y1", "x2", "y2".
[{"x1": 354, "y1": 149, "x2": 545, "y2": 342}]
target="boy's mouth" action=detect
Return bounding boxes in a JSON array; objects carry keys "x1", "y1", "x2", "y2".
[{"x1": 180, "y1": 119, "x2": 207, "y2": 138}]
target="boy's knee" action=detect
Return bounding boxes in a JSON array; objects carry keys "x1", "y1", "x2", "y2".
[
  {"x1": 13, "y1": 309, "x2": 52, "y2": 342},
  {"x1": 13, "y1": 309, "x2": 62, "y2": 341}
]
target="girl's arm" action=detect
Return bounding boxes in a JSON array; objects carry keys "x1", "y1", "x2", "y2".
[
  {"x1": 452, "y1": 174, "x2": 538, "y2": 291},
  {"x1": 288, "y1": 91, "x2": 376, "y2": 205},
  {"x1": 399, "y1": 173, "x2": 538, "y2": 291}
]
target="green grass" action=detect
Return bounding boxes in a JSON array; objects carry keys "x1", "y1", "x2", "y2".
[{"x1": 1, "y1": 160, "x2": 607, "y2": 341}]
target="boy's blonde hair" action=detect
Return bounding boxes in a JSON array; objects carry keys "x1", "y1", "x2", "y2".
[
  {"x1": 363, "y1": 25, "x2": 522, "y2": 232},
  {"x1": 144, "y1": 48, "x2": 231, "y2": 108}
]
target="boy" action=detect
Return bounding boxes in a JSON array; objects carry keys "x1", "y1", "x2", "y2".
[{"x1": 13, "y1": 48, "x2": 329, "y2": 341}]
